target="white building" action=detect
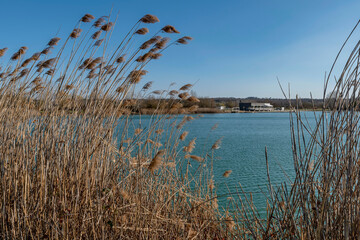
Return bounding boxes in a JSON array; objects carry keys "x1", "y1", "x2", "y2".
[{"x1": 239, "y1": 102, "x2": 274, "y2": 111}]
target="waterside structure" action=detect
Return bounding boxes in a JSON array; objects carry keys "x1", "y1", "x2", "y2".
[{"x1": 239, "y1": 102, "x2": 274, "y2": 111}]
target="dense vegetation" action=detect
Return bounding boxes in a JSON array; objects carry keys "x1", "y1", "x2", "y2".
[
  {"x1": 0, "y1": 13, "x2": 228, "y2": 239},
  {"x1": 1, "y1": 11, "x2": 360, "y2": 239}
]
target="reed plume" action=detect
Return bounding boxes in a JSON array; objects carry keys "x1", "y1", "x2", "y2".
[
  {"x1": 120, "y1": 190, "x2": 130, "y2": 201},
  {"x1": 148, "y1": 149, "x2": 166, "y2": 172},
  {"x1": 223, "y1": 170, "x2": 232, "y2": 177},
  {"x1": 190, "y1": 155, "x2": 203, "y2": 162},
  {"x1": 176, "y1": 36, "x2": 193, "y2": 44},
  {"x1": 47, "y1": 37, "x2": 61, "y2": 46},
  {"x1": 184, "y1": 138, "x2": 196, "y2": 153},
  {"x1": 150, "y1": 53, "x2": 162, "y2": 59},
  {"x1": 41, "y1": 47, "x2": 52, "y2": 55},
  {"x1": 135, "y1": 128, "x2": 142, "y2": 135},
  {"x1": 171, "y1": 102, "x2": 183, "y2": 109},
  {"x1": 128, "y1": 69, "x2": 147, "y2": 83},
  {"x1": 91, "y1": 30, "x2": 102, "y2": 39},
  {"x1": 101, "y1": 22, "x2": 114, "y2": 31},
  {"x1": 178, "y1": 92, "x2": 189, "y2": 100},
  {"x1": 187, "y1": 96, "x2": 200, "y2": 102},
  {"x1": 142, "y1": 81, "x2": 153, "y2": 90},
  {"x1": 154, "y1": 37, "x2": 170, "y2": 50},
  {"x1": 42, "y1": 58, "x2": 57, "y2": 68},
  {"x1": 140, "y1": 14, "x2": 160, "y2": 24},
  {"x1": 135, "y1": 28, "x2": 149, "y2": 35},
  {"x1": 94, "y1": 39, "x2": 104, "y2": 46},
  {"x1": 162, "y1": 25, "x2": 180, "y2": 34},
  {"x1": 136, "y1": 52, "x2": 152, "y2": 62},
  {"x1": 180, "y1": 84, "x2": 192, "y2": 91},
  {"x1": 212, "y1": 138, "x2": 222, "y2": 150},
  {"x1": 31, "y1": 52, "x2": 41, "y2": 60},
  {"x1": 155, "y1": 129, "x2": 164, "y2": 134},
  {"x1": 140, "y1": 36, "x2": 162, "y2": 49},
  {"x1": 179, "y1": 131, "x2": 189, "y2": 141},
  {"x1": 81, "y1": 13, "x2": 95, "y2": 22},
  {"x1": 11, "y1": 46, "x2": 28, "y2": 60},
  {"x1": 20, "y1": 58, "x2": 32, "y2": 68},
  {"x1": 116, "y1": 56, "x2": 125, "y2": 63},
  {"x1": 93, "y1": 17, "x2": 106, "y2": 27},
  {"x1": 70, "y1": 28, "x2": 82, "y2": 38},
  {"x1": 152, "y1": 90, "x2": 163, "y2": 95},
  {"x1": 0, "y1": 47, "x2": 8, "y2": 57},
  {"x1": 31, "y1": 77, "x2": 42, "y2": 85},
  {"x1": 169, "y1": 90, "x2": 179, "y2": 96}
]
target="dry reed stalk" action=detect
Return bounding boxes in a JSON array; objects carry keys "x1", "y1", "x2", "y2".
[
  {"x1": 148, "y1": 149, "x2": 166, "y2": 172},
  {"x1": 162, "y1": 25, "x2": 180, "y2": 34},
  {"x1": 81, "y1": 13, "x2": 95, "y2": 23},
  {"x1": 0, "y1": 47, "x2": 8, "y2": 57},
  {"x1": 190, "y1": 155, "x2": 203, "y2": 162},
  {"x1": 179, "y1": 131, "x2": 188, "y2": 141},
  {"x1": 47, "y1": 37, "x2": 61, "y2": 46},
  {"x1": 212, "y1": 138, "x2": 222, "y2": 150},
  {"x1": 187, "y1": 96, "x2": 200, "y2": 102},
  {"x1": 179, "y1": 84, "x2": 192, "y2": 91},
  {"x1": 101, "y1": 22, "x2": 114, "y2": 31},
  {"x1": 184, "y1": 138, "x2": 196, "y2": 153},
  {"x1": 0, "y1": 11, "x2": 225, "y2": 240},
  {"x1": 178, "y1": 92, "x2": 189, "y2": 100},
  {"x1": 70, "y1": 28, "x2": 82, "y2": 38},
  {"x1": 134, "y1": 128, "x2": 142, "y2": 135},
  {"x1": 223, "y1": 170, "x2": 232, "y2": 178},
  {"x1": 176, "y1": 36, "x2": 193, "y2": 45},
  {"x1": 140, "y1": 14, "x2": 160, "y2": 24},
  {"x1": 169, "y1": 90, "x2": 179, "y2": 96},
  {"x1": 155, "y1": 129, "x2": 164, "y2": 134},
  {"x1": 135, "y1": 28, "x2": 149, "y2": 35}
]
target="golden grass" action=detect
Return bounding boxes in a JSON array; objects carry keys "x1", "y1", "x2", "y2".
[
  {"x1": 2, "y1": 9, "x2": 359, "y2": 240},
  {"x1": 0, "y1": 12, "x2": 228, "y2": 239}
]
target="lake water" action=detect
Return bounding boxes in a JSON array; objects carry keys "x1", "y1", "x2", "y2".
[
  {"x1": 126, "y1": 112, "x2": 318, "y2": 215},
  {"x1": 180, "y1": 112, "x2": 320, "y2": 215}
]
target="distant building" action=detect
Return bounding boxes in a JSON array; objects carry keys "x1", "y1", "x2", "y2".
[
  {"x1": 239, "y1": 102, "x2": 274, "y2": 111},
  {"x1": 239, "y1": 103, "x2": 251, "y2": 111}
]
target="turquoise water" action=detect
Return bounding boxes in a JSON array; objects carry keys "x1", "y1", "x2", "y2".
[
  {"x1": 125, "y1": 112, "x2": 318, "y2": 215},
  {"x1": 182, "y1": 112, "x2": 296, "y2": 214}
]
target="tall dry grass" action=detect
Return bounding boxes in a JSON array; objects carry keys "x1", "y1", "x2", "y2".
[
  {"x1": 0, "y1": 13, "x2": 227, "y2": 239},
  {"x1": 3, "y1": 10, "x2": 360, "y2": 240},
  {"x1": 225, "y1": 20, "x2": 360, "y2": 239}
]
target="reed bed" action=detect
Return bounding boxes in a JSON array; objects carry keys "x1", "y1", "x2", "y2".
[
  {"x1": 0, "y1": 13, "x2": 227, "y2": 239},
  {"x1": 3, "y1": 10, "x2": 360, "y2": 240}
]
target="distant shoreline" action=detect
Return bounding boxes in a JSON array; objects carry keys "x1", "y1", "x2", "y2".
[{"x1": 134, "y1": 108, "x2": 322, "y2": 115}]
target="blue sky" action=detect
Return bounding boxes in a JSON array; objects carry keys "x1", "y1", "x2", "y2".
[{"x1": 1, "y1": 0, "x2": 360, "y2": 98}]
